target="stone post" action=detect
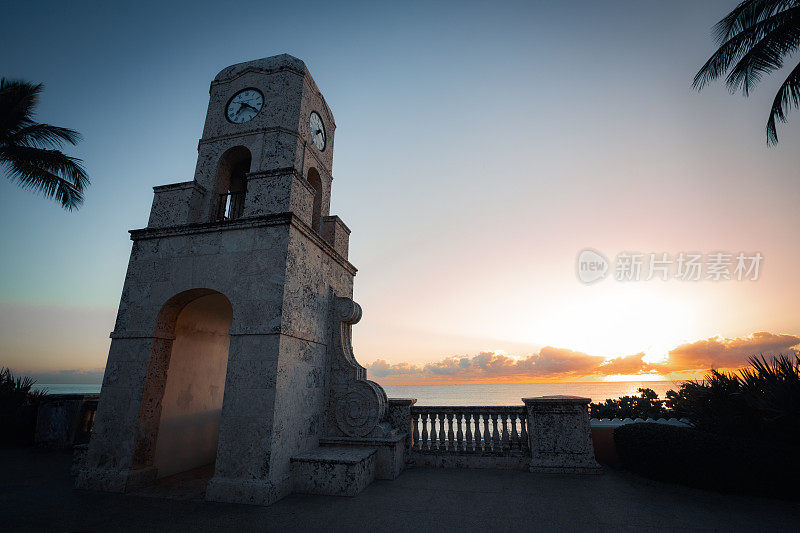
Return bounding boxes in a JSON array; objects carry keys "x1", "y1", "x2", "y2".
[
  {"x1": 522, "y1": 396, "x2": 601, "y2": 473},
  {"x1": 387, "y1": 398, "x2": 417, "y2": 450}
]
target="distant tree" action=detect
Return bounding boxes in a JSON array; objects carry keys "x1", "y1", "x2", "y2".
[
  {"x1": 693, "y1": 0, "x2": 800, "y2": 144},
  {"x1": 589, "y1": 388, "x2": 667, "y2": 419},
  {"x1": 0, "y1": 79, "x2": 89, "y2": 210}
]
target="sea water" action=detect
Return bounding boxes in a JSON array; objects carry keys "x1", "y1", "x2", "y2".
[{"x1": 34, "y1": 380, "x2": 681, "y2": 404}]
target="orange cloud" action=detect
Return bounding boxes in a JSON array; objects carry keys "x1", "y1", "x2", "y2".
[
  {"x1": 667, "y1": 332, "x2": 800, "y2": 371},
  {"x1": 595, "y1": 353, "x2": 649, "y2": 375},
  {"x1": 368, "y1": 348, "x2": 647, "y2": 384},
  {"x1": 366, "y1": 331, "x2": 800, "y2": 384}
]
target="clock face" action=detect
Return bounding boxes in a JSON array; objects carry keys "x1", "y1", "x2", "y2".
[
  {"x1": 309, "y1": 111, "x2": 326, "y2": 151},
  {"x1": 226, "y1": 89, "x2": 263, "y2": 123}
]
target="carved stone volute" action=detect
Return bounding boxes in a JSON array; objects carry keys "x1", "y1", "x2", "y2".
[{"x1": 325, "y1": 296, "x2": 388, "y2": 438}]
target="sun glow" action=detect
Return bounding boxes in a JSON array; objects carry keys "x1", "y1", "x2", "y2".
[
  {"x1": 519, "y1": 282, "x2": 701, "y2": 360},
  {"x1": 602, "y1": 374, "x2": 669, "y2": 382}
]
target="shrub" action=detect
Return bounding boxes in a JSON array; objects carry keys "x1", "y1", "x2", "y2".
[
  {"x1": 667, "y1": 354, "x2": 800, "y2": 444},
  {"x1": 0, "y1": 367, "x2": 47, "y2": 447},
  {"x1": 614, "y1": 423, "x2": 799, "y2": 497}
]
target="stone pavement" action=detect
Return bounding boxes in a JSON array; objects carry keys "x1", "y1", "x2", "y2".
[{"x1": 2, "y1": 448, "x2": 798, "y2": 532}]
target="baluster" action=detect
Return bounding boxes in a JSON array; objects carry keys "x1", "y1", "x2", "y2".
[
  {"x1": 436, "y1": 413, "x2": 446, "y2": 451},
  {"x1": 501, "y1": 413, "x2": 511, "y2": 452},
  {"x1": 465, "y1": 413, "x2": 473, "y2": 452},
  {"x1": 483, "y1": 413, "x2": 491, "y2": 451},
  {"x1": 520, "y1": 413, "x2": 529, "y2": 450},
  {"x1": 491, "y1": 413, "x2": 500, "y2": 452},
  {"x1": 476, "y1": 413, "x2": 482, "y2": 451},
  {"x1": 412, "y1": 413, "x2": 420, "y2": 450},
  {"x1": 430, "y1": 413, "x2": 439, "y2": 450},
  {"x1": 447, "y1": 413, "x2": 455, "y2": 450},
  {"x1": 510, "y1": 413, "x2": 520, "y2": 450},
  {"x1": 456, "y1": 412, "x2": 464, "y2": 451},
  {"x1": 420, "y1": 413, "x2": 428, "y2": 450}
]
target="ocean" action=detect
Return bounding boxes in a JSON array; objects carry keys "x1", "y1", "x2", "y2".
[{"x1": 33, "y1": 380, "x2": 682, "y2": 405}]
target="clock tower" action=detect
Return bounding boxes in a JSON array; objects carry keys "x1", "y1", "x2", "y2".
[
  {"x1": 76, "y1": 55, "x2": 397, "y2": 506},
  {"x1": 147, "y1": 54, "x2": 337, "y2": 235}
]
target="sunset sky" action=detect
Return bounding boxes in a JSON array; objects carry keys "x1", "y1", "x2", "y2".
[{"x1": 1, "y1": 0, "x2": 798, "y2": 385}]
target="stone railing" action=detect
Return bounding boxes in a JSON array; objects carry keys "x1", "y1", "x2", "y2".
[
  {"x1": 405, "y1": 397, "x2": 601, "y2": 472},
  {"x1": 411, "y1": 406, "x2": 529, "y2": 454}
]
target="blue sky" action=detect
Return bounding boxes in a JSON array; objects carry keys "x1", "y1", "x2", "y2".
[{"x1": 1, "y1": 0, "x2": 799, "y2": 380}]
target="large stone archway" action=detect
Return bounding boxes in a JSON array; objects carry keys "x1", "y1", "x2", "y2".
[{"x1": 130, "y1": 289, "x2": 233, "y2": 480}]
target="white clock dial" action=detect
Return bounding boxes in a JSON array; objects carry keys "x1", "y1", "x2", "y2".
[
  {"x1": 226, "y1": 89, "x2": 263, "y2": 123},
  {"x1": 309, "y1": 111, "x2": 326, "y2": 151}
]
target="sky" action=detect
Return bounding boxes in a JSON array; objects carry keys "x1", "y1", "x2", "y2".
[{"x1": 1, "y1": 0, "x2": 798, "y2": 384}]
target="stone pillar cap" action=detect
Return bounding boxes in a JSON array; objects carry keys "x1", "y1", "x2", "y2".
[{"x1": 387, "y1": 398, "x2": 417, "y2": 405}]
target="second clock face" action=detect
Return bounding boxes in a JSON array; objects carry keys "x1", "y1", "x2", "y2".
[
  {"x1": 309, "y1": 111, "x2": 326, "y2": 151},
  {"x1": 226, "y1": 89, "x2": 263, "y2": 123}
]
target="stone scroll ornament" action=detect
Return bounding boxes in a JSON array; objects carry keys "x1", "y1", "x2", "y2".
[{"x1": 328, "y1": 296, "x2": 388, "y2": 438}]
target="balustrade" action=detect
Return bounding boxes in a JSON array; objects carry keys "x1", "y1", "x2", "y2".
[{"x1": 410, "y1": 407, "x2": 529, "y2": 454}]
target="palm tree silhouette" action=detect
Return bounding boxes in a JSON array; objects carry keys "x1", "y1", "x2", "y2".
[
  {"x1": 693, "y1": 0, "x2": 800, "y2": 145},
  {"x1": 0, "y1": 79, "x2": 89, "y2": 210}
]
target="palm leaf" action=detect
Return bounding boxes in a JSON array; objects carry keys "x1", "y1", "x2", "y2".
[
  {"x1": 0, "y1": 145, "x2": 88, "y2": 210},
  {"x1": 694, "y1": 0, "x2": 800, "y2": 143},
  {"x1": 693, "y1": 6, "x2": 800, "y2": 91},
  {"x1": 767, "y1": 60, "x2": 800, "y2": 143},
  {"x1": 0, "y1": 78, "x2": 42, "y2": 140},
  {"x1": 9, "y1": 123, "x2": 82, "y2": 149},
  {"x1": 713, "y1": 0, "x2": 799, "y2": 43},
  {"x1": 725, "y1": 8, "x2": 800, "y2": 95}
]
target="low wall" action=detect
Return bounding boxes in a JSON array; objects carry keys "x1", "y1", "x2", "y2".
[
  {"x1": 34, "y1": 394, "x2": 99, "y2": 449},
  {"x1": 590, "y1": 418, "x2": 690, "y2": 466}
]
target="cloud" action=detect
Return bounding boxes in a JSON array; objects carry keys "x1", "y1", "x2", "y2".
[
  {"x1": 667, "y1": 332, "x2": 800, "y2": 371},
  {"x1": 367, "y1": 359, "x2": 422, "y2": 377},
  {"x1": 365, "y1": 331, "x2": 800, "y2": 383},
  {"x1": 366, "y1": 348, "x2": 644, "y2": 383},
  {"x1": 595, "y1": 353, "x2": 649, "y2": 375}
]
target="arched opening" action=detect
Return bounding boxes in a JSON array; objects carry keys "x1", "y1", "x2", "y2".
[
  {"x1": 307, "y1": 167, "x2": 323, "y2": 232},
  {"x1": 132, "y1": 289, "x2": 233, "y2": 489},
  {"x1": 215, "y1": 146, "x2": 251, "y2": 221}
]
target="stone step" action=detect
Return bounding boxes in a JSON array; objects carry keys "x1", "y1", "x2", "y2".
[
  {"x1": 319, "y1": 434, "x2": 406, "y2": 480},
  {"x1": 290, "y1": 445, "x2": 376, "y2": 496}
]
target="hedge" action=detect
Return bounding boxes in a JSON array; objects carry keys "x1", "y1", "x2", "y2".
[{"x1": 614, "y1": 423, "x2": 799, "y2": 498}]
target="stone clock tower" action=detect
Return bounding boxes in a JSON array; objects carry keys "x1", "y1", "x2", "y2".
[{"x1": 76, "y1": 55, "x2": 403, "y2": 506}]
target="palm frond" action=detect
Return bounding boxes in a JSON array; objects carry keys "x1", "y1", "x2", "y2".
[
  {"x1": 767, "y1": 60, "x2": 800, "y2": 143},
  {"x1": 9, "y1": 123, "x2": 82, "y2": 149},
  {"x1": 0, "y1": 78, "x2": 42, "y2": 141},
  {"x1": 725, "y1": 8, "x2": 800, "y2": 95},
  {"x1": 693, "y1": 5, "x2": 800, "y2": 91},
  {"x1": 0, "y1": 145, "x2": 88, "y2": 210},
  {"x1": 713, "y1": 0, "x2": 799, "y2": 43}
]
